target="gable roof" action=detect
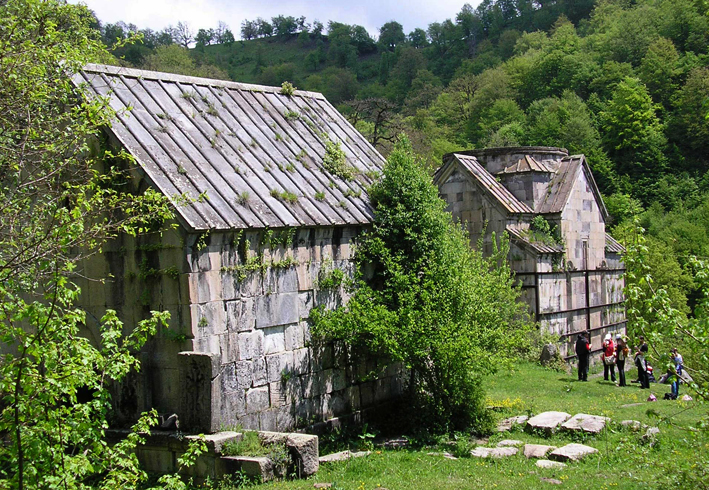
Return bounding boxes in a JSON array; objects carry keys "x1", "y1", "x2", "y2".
[
  {"x1": 496, "y1": 155, "x2": 554, "y2": 175},
  {"x1": 435, "y1": 154, "x2": 533, "y2": 215},
  {"x1": 506, "y1": 226, "x2": 565, "y2": 254},
  {"x1": 74, "y1": 64, "x2": 385, "y2": 231},
  {"x1": 536, "y1": 154, "x2": 609, "y2": 221}
]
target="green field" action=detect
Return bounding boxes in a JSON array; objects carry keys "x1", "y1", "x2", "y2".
[{"x1": 256, "y1": 363, "x2": 707, "y2": 490}]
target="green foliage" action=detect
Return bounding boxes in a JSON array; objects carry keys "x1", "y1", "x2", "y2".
[
  {"x1": 527, "y1": 216, "x2": 563, "y2": 248},
  {"x1": 311, "y1": 136, "x2": 531, "y2": 432},
  {"x1": 270, "y1": 188, "x2": 299, "y2": 204},
  {"x1": 222, "y1": 431, "x2": 267, "y2": 456},
  {"x1": 0, "y1": 2, "x2": 179, "y2": 487},
  {"x1": 322, "y1": 140, "x2": 355, "y2": 180},
  {"x1": 279, "y1": 80, "x2": 296, "y2": 96},
  {"x1": 314, "y1": 191, "x2": 326, "y2": 201}
]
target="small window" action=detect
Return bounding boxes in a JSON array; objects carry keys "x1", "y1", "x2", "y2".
[{"x1": 456, "y1": 192, "x2": 464, "y2": 202}]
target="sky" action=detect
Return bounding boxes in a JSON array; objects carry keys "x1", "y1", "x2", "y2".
[{"x1": 70, "y1": 0, "x2": 480, "y2": 40}]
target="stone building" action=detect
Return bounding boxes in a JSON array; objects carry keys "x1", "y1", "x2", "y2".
[
  {"x1": 73, "y1": 64, "x2": 404, "y2": 433},
  {"x1": 435, "y1": 147, "x2": 625, "y2": 357}
]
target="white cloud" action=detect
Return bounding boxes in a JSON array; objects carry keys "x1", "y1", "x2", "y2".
[{"x1": 71, "y1": 0, "x2": 479, "y2": 38}]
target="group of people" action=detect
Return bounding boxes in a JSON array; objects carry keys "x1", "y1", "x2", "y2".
[{"x1": 574, "y1": 331, "x2": 684, "y2": 396}]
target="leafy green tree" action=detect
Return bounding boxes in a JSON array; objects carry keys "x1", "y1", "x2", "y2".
[
  {"x1": 240, "y1": 19, "x2": 258, "y2": 40},
  {"x1": 271, "y1": 15, "x2": 298, "y2": 37},
  {"x1": 407, "y1": 28, "x2": 429, "y2": 48},
  {"x1": 311, "y1": 136, "x2": 530, "y2": 432},
  {"x1": 194, "y1": 28, "x2": 214, "y2": 48},
  {"x1": 600, "y1": 77, "x2": 668, "y2": 183},
  {"x1": 670, "y1": 68, "x2": 709, "y2": 157},
  {"x1": 639, "y1": 37, "x2": 680, "y2": 108},
  {"x1": 0, "y1": 0, "x2": 179, "y2": 487},
  {"x1": 378, "y1": 21, "x2": 406, "y2": 51}
]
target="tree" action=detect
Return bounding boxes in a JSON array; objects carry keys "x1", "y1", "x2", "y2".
[
  {"x1": 0, "y1": 0, "x2": 178, "y2": 487},
  {"x1": 271, "y1": 15, "x2": 298, "y2": 37},
  {"x1": 345, "y1": 98, "x2": 402, "y2": 149},
  {"x1": 600, "y1": 77, "x2": 668, "y2": 182},
  {"x1": 378, "y1": 21, "x2": 406, "y2": 51},
  {"x1": 240, "y1": 19, "x2": 258, "y2": 40},
  {"x1": 256, "y1": 17, "x2": 273, "y2": 37},
  {"x1": 638, "y1": 37, "x2": 680, "y2": 108},
  {"x1": 142, "y1": 44, "x2": 229, "y2": 79},
  {"x1": 194, "y1": 28, "x2": 214, "y2": 48},
  {"x1": 311, "y1": 136, "x2": 530, "y2": 432},
  {"x1": 408, "y1": 28, "x2": 429, "y2": 48},
  {"x1": 171, "y1": 21, "x2": 194, "y2": 48}
]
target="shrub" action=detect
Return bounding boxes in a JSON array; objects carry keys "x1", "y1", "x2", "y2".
[{"x1": 311, "y1": 136, "x2": 531, "y2": 433}]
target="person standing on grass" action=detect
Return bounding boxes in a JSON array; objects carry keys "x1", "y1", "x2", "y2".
[
  {"x1": 602, "y1": 333, "x2": 616, "y2": 382},
  {"x1": 671, "y1": 348, "x2": 683, "y2": 397},
  {"x1": 576, "y1": 331, "x2": 591, "y2": 381},
  {"x1": 635, "y1": 344, "x2": 650, "y2": 389},
  {"x1": 615, "y1": 334, "x2": 628, "y2": 387}
]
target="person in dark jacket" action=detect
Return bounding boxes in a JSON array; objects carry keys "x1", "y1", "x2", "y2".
[
  {"x1": 615, "y1": 334, "x2": 628, "y2": 387},
  {"x1": 576, "y1": 331, "x2": 591, "y2": 381},
  {"x1": 635, "y1": 344, "x2": 650, "y2": 389}
]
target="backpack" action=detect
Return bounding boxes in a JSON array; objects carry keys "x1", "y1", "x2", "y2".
[{"x1": 663, "y1": 392, "x2": 677, "y2": 400}]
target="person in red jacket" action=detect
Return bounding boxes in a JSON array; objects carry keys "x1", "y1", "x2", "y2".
[{"x1": 602, "y1": 333, "x2": 616, "y2": 382}]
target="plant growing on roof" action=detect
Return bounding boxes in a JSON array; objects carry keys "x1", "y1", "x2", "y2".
[
  {"x1": 323, "y1": 139, "x2": 355, "y2": 180},
  {"x1": 279, "y1": 81, "x2": 297, "y2": 96},
  {"x1": 314, "y1": 191, "x2": 326, "y2": 201}
]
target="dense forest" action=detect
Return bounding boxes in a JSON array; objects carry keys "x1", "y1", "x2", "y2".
[{"x1": 98, "y1": 0, "x2": 709, "y2": 317}]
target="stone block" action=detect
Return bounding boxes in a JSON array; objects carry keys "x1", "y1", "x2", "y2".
[
  {"x1": 319, "y1": 369, "x2": 334, "y2": 394},
  {"x1": 245, "y1": 386, "x2": 270, "y2": 414},
  {"x1": 276, "y1": 405, "x2": 296, "y2": 432},
  {"x1": 301, "y1": 373, "x2": 320, "y2": 398},
  {"x1": 263, "y1": 325, "x2": 286, "y2": 354},
  {"x1": 221, "y1": 456, "x2": 274, "y2": 482},
  {"x1": 292, "y1": 348, "x2": 310, "y2": 375},
  {"x1": 549, "y1": 443, "x2": 598, "y2": 462},
  {"x1": 332, "y1": 369, "x2": 347, "y2": 392},
  {"x1": 221, "y1": 332, "x2": 239, "y2": 363},
  {"x1": 220, "y1": 363, "x2": 239, "y2": 393},
  {"x1": 234, "y1": 361, "x2": 253, "y2": 390},
  {"x1": 252, "y1": 357, "x2": 268, "y2": 387},
  {"x1": 285, "y1": 323, "x2": 306, "y2": 350},
  {"x1": 138, "y1": 447, "x2": 176, "y2": 473},
  {"x1": 344, "y1": 385, "x2": 361, "y2": 411},
  {"x1": 238, "y1": 330, "x2": 264, "y2": 361},
  {"x1": 526, "y1": 411, "x2": 571, "y2": 435},
  {"x1": 470, "y1": 447, "x2": 518, "y2": 458},
  {"x1": 310, "y1": 344, "x2": 334, "y2": 372},
  {"x1": 266, "y1": 351, "x2": 295, "y2": 383},
  {"x1": 192, "y1": 301, "x2": 227, "y2": 336},
  {"x1": 524, "y1": 444, "x2": 557, "y2": 459},
  {"x1": 298, "y1": 291, "x2": 315, "y2": 317},
  {"x1": 226, "y1": 299, "x2": 255, "y2": 332},
  {"x1": 536, "y1": 460, "x2": 567, "y2": 469},
  {"x1": 561, "y1": 413, "x2": 610, "y2": 434},
  {"x1": 220, "y1": 389, "x2": 246, "y2": 422},
  {"x1": 259, "y1": 431, "x2": 319, "y2": 477},
  {"x1": 498, "y1": 415, "x2": 529, "y2": 432},
  {"x1": 255, "y1": 292, "x2": 299, "y2": 329},
  {"x1": 259, "y1": 409, "x2": 278, "y2": 431}
]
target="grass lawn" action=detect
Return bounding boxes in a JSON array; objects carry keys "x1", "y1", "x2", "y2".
[{"x1": 256, "y1": 362, "x2": 708, "y2": 490}]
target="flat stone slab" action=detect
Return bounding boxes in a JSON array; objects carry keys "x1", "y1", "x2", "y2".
[
  {"x1": 536, "y1": 459, "x2": 567, "y2": 469},
  {"x1": 527, "y1": 412, "x2": 571, "y2": 434},
  {"x1": 524, "y1": 444, "x2": 557, "y2": 459},
  {"x1": 642, "y1": 427, "x2": 660, "y2": 443},
  {"x1": 561, "y1": 413, "x2": 610, "y2": 434},
  {"x1": 541, "y1": 477, "x2": 563, "y2": 485},
  {"x1": 549, "y1": 443, "x2": 598, "y2": 462},
  {"x1": 497, "y1": 439, "x2": 525, "y2": 447},
  {"x1": 319, "y1": 450, "x2": 371, "y2": 463},
  {"x1": 621, "y1": 403, "x2": 644, "y2": 408},
  {"x1": 498, "y1": 415, "x2": 529, "y2": 432},
  {"x1": 221, "y1": 455, "x2": 274, "y2": 482},
  {"x1": 470, "y1": 447, "x2": 518, "y2": 458}
]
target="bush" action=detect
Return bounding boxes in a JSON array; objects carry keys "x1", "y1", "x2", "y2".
[{"x1": 311, "y1": 136, "x2": 532, "y2": 433}]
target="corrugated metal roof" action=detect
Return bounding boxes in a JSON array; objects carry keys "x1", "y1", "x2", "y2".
[
  {"x1": 506, "y1": 226, "x2": 565, "y2": 254},
  {"x1": 605, "y1": 233, "x2": 625, "y2": 254},
  {"x1": 444, "y1": 154, "x2": 534, "y2": 215},
  {"x1": 496, "y1": 155, "x2": 553, "y2": 174},
  {"x1": 74, "y1": 64, "x2": 386, "y2": 231}
]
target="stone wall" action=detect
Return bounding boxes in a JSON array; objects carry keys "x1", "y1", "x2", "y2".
[
  {"x1": 439, "y1": 168, "x2": 509, "y2": 254},
  {"x1": 77, "y1": 225, "x2": 404, "y2": 433}
]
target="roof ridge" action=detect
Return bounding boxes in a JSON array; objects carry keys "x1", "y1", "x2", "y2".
[{"x1": 82, "y1": 63, "x2": 326, "y2": 100}]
